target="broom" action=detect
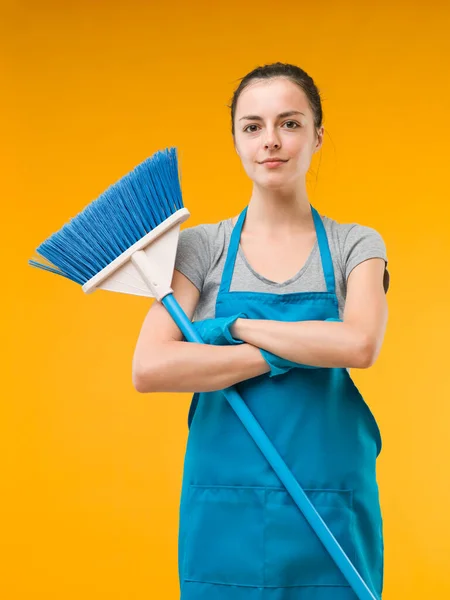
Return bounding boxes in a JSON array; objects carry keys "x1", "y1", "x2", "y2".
[{"x1": 28, "y1": 147, "x2": 378, "y2": 600}]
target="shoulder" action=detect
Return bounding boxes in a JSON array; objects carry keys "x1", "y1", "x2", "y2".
[
  {"x1": 178, "y1": 217, "x2": 231, "y2": 255},
  {"x1": 322, "y1": 213, "x2": 385, "y2": 246},
  {"x1": 321, "y1": 213, "x2": 389, "y2": 291},
  {"x1": 321, "y1": 214, "x2": 387, "y2": 257},
  {"x1": 174, "y1": 217, "x2": 232, "y2": 291}
]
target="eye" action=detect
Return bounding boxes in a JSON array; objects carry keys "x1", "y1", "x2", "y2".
[{"x1": 243, "y1": 121, "x2": 300, "y2": 133}]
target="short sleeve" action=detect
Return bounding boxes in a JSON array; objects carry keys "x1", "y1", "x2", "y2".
[
  {"x1": 341, "y1": 224, "x2": 390, "y2": 293},
  {"x1": 174, "y1": 225, "x2": 211, "y2": 292}
]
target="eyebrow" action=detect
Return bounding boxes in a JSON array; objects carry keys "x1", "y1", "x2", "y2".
[{"x1": 239, "y1": 110, "x2": 306, "y2": 121}]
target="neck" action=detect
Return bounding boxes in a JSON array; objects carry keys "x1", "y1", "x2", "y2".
[{"x1": 243, "y1": 185, "x2": 314, "y2": 236}]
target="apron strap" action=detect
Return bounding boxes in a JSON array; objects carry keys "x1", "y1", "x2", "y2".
[
  {"x1": 311, "y1": 205, "x2": 336, "y2": 294},
  {"x1": 218, "y1": 206, "x2": 248, "y2": 296}
]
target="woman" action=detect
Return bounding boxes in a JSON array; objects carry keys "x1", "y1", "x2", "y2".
[{"x1": 133, "y1": 62, "x2": 389, "y2": 599}]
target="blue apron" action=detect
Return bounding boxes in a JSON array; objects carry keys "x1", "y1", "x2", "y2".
[{"x1": 178, "y1": 205, "x2": 384, "y2": 600}]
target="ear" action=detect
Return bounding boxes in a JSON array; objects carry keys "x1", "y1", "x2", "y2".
[{"x1": 314, "y1": 126, "x2": 324, "y2": 152}]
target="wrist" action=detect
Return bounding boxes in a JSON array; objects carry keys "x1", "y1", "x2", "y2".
[{"x1": 231, "y1": 317, "x2": 246, "y2": 340}]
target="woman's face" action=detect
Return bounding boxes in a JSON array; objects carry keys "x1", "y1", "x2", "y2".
[{"x1": 233, "y1": 77, "x2": 324, "y2": 189}]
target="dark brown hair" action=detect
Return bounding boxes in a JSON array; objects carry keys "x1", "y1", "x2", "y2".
[{"x1": 228, "y1": 62, "x2": 323, "y2": 139}]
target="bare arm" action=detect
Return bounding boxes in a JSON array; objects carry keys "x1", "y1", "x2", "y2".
[
  {"x1": 132, "y1": 269, "x2": 270, "y2": 394},
  {"x1": 232, "y1": 258, "x2": 388, "y2": 369}
]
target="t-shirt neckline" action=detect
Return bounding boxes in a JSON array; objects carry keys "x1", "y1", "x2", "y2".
[{"x1": 225, "y1": 218, "x2": 319, "y2": 288}]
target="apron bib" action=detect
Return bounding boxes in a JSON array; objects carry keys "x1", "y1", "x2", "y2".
[{"x1": 178, "y1": 205, "x2": 384, "y2": 599}]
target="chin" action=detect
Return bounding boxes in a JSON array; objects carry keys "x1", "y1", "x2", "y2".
[{"x1": 257, "y1": 179, "x2": 293, "y2": 192}]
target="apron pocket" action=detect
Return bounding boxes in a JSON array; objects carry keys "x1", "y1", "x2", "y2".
[
  {"x1": 264, "y1": 488, "x2": 356, "y2": 587},
  {"x1": 184, "y1": 484, "x2": 265, "y2": 587}
]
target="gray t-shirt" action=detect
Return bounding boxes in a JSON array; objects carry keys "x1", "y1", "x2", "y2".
[{"x1": 174, "y1": 212, "x2": 389, "y2": 322}]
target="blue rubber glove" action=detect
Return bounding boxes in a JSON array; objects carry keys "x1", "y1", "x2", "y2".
[
  {"x1": 190, "y1": 312, "x2": 248, "y2": 346},
  {"x1": 259, "y1": 349, "x2": 304, "y2": 377},
  {"x1": 260, "y1": 317, "x2": 343, "y2": 377}
]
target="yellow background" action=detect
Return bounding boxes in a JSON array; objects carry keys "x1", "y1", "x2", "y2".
[{"x1": 2, "y1": 1, "x2": 450, "y2": 598}]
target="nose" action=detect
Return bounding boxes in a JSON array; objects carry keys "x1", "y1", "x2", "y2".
[{"x1": 263, "y1": 128, "x2": 281, "y2": 149}]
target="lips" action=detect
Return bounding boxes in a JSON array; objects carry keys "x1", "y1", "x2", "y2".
[
  {"x1": 259, "y1": 159, "x2": 288, "y2": 168},
  {"x1": 260, "y1": 158, "x2": 287, "y2": 164}
]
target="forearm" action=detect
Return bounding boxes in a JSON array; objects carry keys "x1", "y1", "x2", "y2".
[
  {"x1": 134, "y1": 341, "x2": 270, "y2": 393},
  {"x1": 232, "y1": 319, "x2": 371, "y2": 369}
]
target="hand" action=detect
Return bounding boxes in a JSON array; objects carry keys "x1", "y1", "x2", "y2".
[
  {"x1": 259, "y1": 348, "x2": 306, "y2": 377},
  {"x1": 191, "y1": 313, "x2": 249, "y2": 346},
  {"x1": 260, "y1": 317, "x2": 343, "y2": 377}
]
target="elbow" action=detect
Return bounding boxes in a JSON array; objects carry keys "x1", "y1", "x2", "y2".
[
  {"x1": 354, "y1": 335, "x2": 378, "y2": 369},
  {"x1": 133, "y1": 366, "x2": 161, "y2": 394},
  {"x1": 132, "y1": 355, "x2": 160, "y2": 394},
  {"x1": 132, "y1": 366, "x2": 150, "y2": 393},
  {"x1": 133, "y1": 341, "x2": 183, "y2": 393},
  {"x1": 133, "y1": 370, "x2": 149, "y2": 393}
]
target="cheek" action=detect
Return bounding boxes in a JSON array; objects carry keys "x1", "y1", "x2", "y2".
[
  {"x1": 238, "y1": 146, "x2": 259, "y2": 166},
  {"x1": 292, "y1": 141, "x2": 315, "y2": 163}
]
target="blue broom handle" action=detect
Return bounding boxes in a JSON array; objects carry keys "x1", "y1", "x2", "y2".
[{"x1": 161, "y1": 293, "x2": 379, "y2": 600}]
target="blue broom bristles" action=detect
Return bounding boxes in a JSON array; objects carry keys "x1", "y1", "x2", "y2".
[{"x1": 28, "y1": 147, "x2": 184, "y2": 285}]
